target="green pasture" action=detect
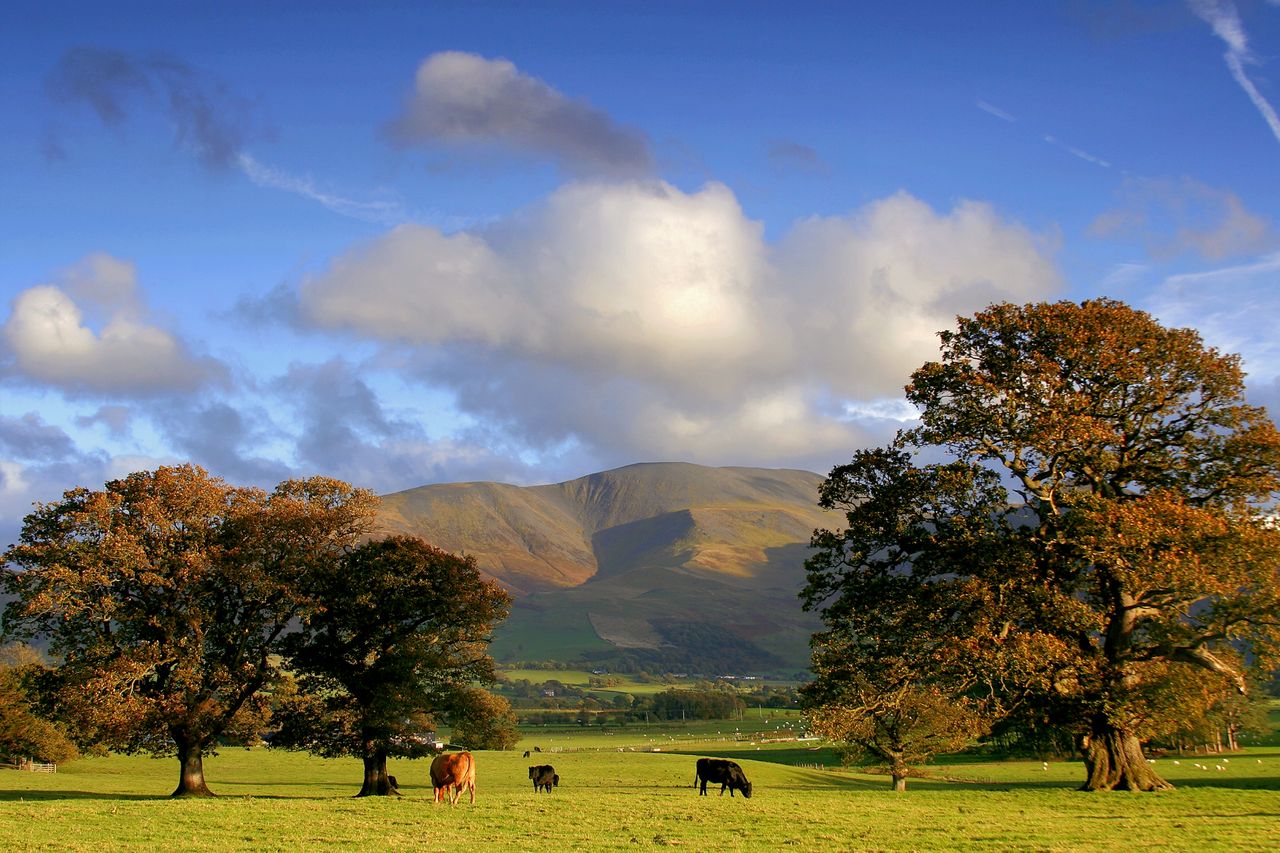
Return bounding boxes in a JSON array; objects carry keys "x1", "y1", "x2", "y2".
[
  {"x1": 3, "y1": 735, "x2": 1279, "y2": 851},
  {"x1": 498, "y1": 667, "x2": 798, "y2": 700},
  {"x1": 499, "y1": 668, "x2": 692, "y2": 697}
]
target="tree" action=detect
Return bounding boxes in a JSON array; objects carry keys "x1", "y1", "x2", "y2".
[
  {"x1": 805, "y1": 300, "x2": 1280, "y2": 791},
  {"x1": 0, "y1": 644, "x2": 79, "y2": 765},
  {"x1": 802, "y1": 450, "x2": 1001, "y2": 789},
  {"x1": 448, "y1": 687, "x2": 520, "y2": 751},
  {"x1": 276, "y1": 535, "x2": 511, "y2": 797},
  {"x1": 805, "y1": 671, "x2": 985, "y2": 792},
  {"x1": 1, "y1": 465, "x2": 377, "y2": 796}
]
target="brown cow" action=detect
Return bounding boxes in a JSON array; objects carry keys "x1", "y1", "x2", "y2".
[{"x1": 430, "y1": 751, "x2": 476, "y2": 805}]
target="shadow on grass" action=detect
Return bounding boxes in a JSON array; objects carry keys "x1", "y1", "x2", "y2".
[{"x1": 0, "y1": 789, "x2": 162, "y2": 802}]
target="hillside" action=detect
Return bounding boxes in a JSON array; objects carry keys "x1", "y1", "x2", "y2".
[{"x1": 376, "y1": 462, "x2": 833, "y2": 673}]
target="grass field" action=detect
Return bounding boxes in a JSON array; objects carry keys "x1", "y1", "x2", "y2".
[{"x1": 3, "y1": 726, "x2": 1279, "y2": 852}]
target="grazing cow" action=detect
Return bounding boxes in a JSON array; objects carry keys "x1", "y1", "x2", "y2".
[
  {"x1": 430, "y1": 751, "x2": 476, "y2": 805},
  {"x1": 528, "y1": 764, "x2": 558, "y2": 793},
  {"x1": 694, "y1": 757, "x2": 752, "y2": 798},
  {"x1": 523, "y1": 750, "x2": 531, "y2": 758}
]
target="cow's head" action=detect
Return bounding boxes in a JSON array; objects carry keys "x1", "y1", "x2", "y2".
[{"x1": 739, "y1": 780, "x2": 753, "y2": 798}]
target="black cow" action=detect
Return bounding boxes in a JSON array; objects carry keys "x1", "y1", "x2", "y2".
[
  {"x1": 529, "y1": 764, "x2": 558, "y2": 793},
  {"x1": 694, "y1": 758, "x2": 752, "y2": 798}
]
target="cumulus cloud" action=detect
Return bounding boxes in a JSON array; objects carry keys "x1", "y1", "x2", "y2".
[
  {"x1": 1, "y1": 254, "x2": 225, "y2": 397},
  {"x1": 45, "y1": 46, "x2": 258, "y2": 169},
  {"x1": 384, "y1": 51, "x2": 654, "y2": 178},
  {"x1": 0, "y1": 413, "x2": 77, "y2": 461},
  {"x1": 1091, "y1": 176, "x2": 1277, "y2": 260},
  {"x1": 272, "y1": 358, "x2": 545, "y2": 490},
  {"x1": 300, "y1": 181, "x2": 1061, "y2": 469},
  {"x1": 150, "y1": 400, "x2": 294, "y2": 488}
]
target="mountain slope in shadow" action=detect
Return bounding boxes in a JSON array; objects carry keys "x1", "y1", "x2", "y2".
[{"x1": 376, "y1": 462, "x2": 833, "y2": 672}]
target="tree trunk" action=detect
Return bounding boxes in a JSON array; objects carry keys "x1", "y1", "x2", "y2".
[
  {"x1": 355, "y1": 745, "x2": 398, "y2": 797},
  {"x1": 1078, "y1": 719, "x2": 1172, "y2": 792},
  {"x1": 172, "y1": 738, "x2": 215, "y2": 798},
  {"x1": 888, "y1": 754, "x2": 908, "y2": 792}
]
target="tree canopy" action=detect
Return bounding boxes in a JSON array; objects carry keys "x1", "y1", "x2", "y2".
[
  {"x1": 1, "y1": 465, "x2": 378, "y2": 796},
  {"x1": 804, "y1": 299, "x2": 1280, "y2": 791},
  {"x1": 0, "y1": 643, "x2": 79, "y2": 765},
  {"x1": 274, "y1": 535, "x2": 511, "y2": 796}
]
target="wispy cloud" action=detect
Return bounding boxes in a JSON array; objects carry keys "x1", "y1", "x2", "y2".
[
  {"x1": 976, "y1": 99, "x2": 1017, "y2": 122},
  {"x1": 1189, "y1": 0, "x2": 1280, "y2": 143},
  {"x1": 45, "y1": 46, "x2": 258, "y2": 170},
  {"x1": 238, "y1": 154, "x2": 408, "y2": 224},
  {"x1": 766, "y1": 139, "x2": 830, "y2": 174},
  {"x1": 1147, "y1": 250, "x2": 1280, "y2": 382},
  {"x1": 977, "y1": 99, "x2": 1113, "y2": 170},
  {"x1": 1090, "y1": 176, "x2": 1277, "y2": 260},
  {"x1": 1043, "y1": 135, "x2": 1112, "y2": 169}
]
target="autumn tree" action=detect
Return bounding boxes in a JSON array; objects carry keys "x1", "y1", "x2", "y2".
[
  {"x1": 0, "y1": 643, "x2": 79, "y2": 765},
  {"x1": 803, "y1": 450, "x2": 1000, "y2": 790},
  {"x1": 806, "y1": 679, "x2": 985, "y2": 792},
  {"x1": 447, "y1": 686, "x2": 520, "y2": 751},
  {"x1": 0, "y1": 465, "x2": 378, "y2": 796},
  {"x1": 275, "y1": 535, "x2": 511, "y2": 797},
  {"x1": 805, "y1": 300, "x2": 1280, "y2": 791}
]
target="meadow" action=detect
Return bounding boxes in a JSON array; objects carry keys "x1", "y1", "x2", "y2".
[{"x1": 3, "y1": 718, "x2": 1278, "y2": 852}]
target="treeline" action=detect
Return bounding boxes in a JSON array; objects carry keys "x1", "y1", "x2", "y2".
[
  {"x1": 0, "y1": 466, "x2": 515, "y2": 798},
  {"x1": 571, "y1": 621, "x2": 787, "y2": 676},
  {"x1": 496, "y1": 676, "x2": 798, "y2": 723}
]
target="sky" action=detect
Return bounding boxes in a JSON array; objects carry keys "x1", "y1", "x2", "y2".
[{"x1": 4, "y1": 0, "x2": 1280, "y2": 545}]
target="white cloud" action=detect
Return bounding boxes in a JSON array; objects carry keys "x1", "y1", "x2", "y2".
[
  {"x1": 301, "y1": 181, "x2": 1061, "y2": 469},
  {"x1": 238, "y1": 153, "x2": 409, "y2": 224},
  {"x1": 1147, "y1": 251, "x2": 1280, "y2": 384},
  {"x1": 976, "y1": 100, "x2": 1017, "y2": 122},
  {"x1": 384, "y1": 51, "x2": 654, "y2": 178},
  {"x1": 1091, "y1": 176, "x2": 1277, "y2": 260},
  {"x1": 1189, "y1": 0, "x2": 1280, "y2": 144},
  {"x1": 1, "y1": 255, "x2": 225, "y2": 397}
]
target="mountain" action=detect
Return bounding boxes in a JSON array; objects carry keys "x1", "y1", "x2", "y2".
[{"x1": 376, "y1": 462, "x2": 833, "y2": 674}]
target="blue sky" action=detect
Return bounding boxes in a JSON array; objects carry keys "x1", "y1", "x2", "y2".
[{"x1": 4, "y1": 0, "x2": 1280, "y2": 542}]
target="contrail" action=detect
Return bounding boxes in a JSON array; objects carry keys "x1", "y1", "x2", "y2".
[{"x1": 1189, "y1": 0, "x2": 1280, "y2": 144}]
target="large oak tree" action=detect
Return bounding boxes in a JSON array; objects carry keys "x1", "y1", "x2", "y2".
[
  {"x1": 804, "y1": 299, "x2": 1280, "y2": 791},
  {"x1": 1, "y1": 465, "x2": 378, "y2": 796},
  {"x1": 274, "y1": 535, "x2": 511, "y2": 797}
]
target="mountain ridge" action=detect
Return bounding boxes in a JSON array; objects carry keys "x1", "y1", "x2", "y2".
[{"x1": 375, "y1": 461, "x2": 831, "y2": 672}]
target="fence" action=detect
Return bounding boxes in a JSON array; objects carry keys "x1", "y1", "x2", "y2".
[{"x1": 1, "y1": 761, "x2": 57, "y2": 773}]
